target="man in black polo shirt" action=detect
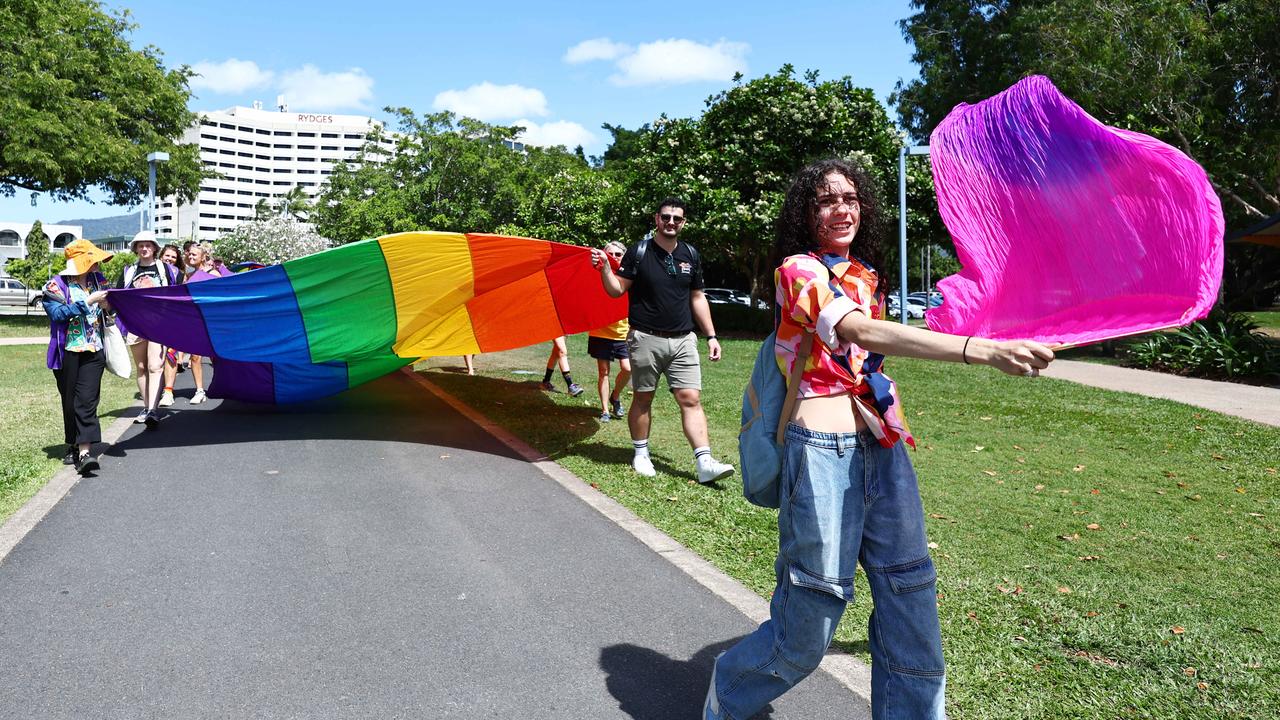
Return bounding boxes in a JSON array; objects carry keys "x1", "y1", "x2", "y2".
[{"x1": 590, "y1": 197, "x2": 735, "y2": 484}]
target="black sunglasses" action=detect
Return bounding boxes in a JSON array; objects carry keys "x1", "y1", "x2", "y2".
[
  {"x1": 659, "y1": 213, "x2": 686, "y2": 224},
  {"x1": 662, "y1": 254, "x2": 678, "y2": 276}
]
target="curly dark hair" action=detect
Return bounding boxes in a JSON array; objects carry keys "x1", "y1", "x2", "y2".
[{"x1": 773, "y1": 157, "x2": 886, "y2": 282}]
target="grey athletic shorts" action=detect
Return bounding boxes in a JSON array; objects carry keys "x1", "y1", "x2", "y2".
[{"x1": 627, "y1": 329, "x2": 701, "y2": 392}]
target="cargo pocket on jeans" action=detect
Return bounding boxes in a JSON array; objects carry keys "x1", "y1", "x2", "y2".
[
  {"x1": 873, "y1": 556, "x2": 945, "y2": 676},
  {"x1": 886, "y1": 556, "x2": 937, "y2": 595},
  {"x1": 787, "y1": 561, "x2": 855, "y2": 602}
]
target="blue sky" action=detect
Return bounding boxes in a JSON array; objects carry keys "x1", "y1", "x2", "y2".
[{"x1": 3, "y1": 0, "x2": 922, "y2": 224}]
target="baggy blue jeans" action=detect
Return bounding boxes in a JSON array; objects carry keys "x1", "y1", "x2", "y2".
[{"x1": 708, "y1": 425, "x2": 946, "y2": 719}]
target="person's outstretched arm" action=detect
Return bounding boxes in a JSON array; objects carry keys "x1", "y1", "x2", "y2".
[
  {"x1": 833, "y1": 310, "x2": 1054, "y2": 376},
  {"x1": 590, "y1": 248, "x2": 633, "y2": 298}
]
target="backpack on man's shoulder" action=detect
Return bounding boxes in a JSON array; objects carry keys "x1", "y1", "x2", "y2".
[
  {"x1": 738, "y1": 329, "x2": 814, "y2": 508},
  {"x1": 634, "y1": 234, "x2": 699, "y2": 272}
]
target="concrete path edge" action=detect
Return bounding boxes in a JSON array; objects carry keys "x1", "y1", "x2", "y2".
[
  {"x1": 402, "y1": 367, "x2": 875, "y2": 703},
  {"x1": 0, "y1": 410, "x2": 137, "y2": 564}
]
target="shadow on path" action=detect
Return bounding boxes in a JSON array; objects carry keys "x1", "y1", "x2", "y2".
[
  {"x1": 600, "y1": 639, "x2": 776, "y2": 720},
  {"x1": 88, "y1": 369, "x2": 601, "y2": 462}
]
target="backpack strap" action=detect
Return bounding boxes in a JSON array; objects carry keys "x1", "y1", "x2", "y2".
[
  {"x1": 775, "y1": 331, "x2": 815, "y2": 446},
  {"x1": 635, "y1": 234, "x2": 699, "y2": 271}
]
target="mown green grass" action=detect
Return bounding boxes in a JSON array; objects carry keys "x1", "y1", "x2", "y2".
[
  {"x1": 420, "y1": 335, "x2": 1279, "y2": 720},
  {"x1": 0, "y1": 314, "x2": 49, "y2": 339},
  {"x1": 0, "y1": 345, "x2": 137, "y2": 521},
  {"x1": 1245, "y1": 311, "x2": 1280, "y2": 334}
]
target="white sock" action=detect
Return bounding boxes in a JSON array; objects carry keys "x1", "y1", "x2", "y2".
[
  {"x1": 633, "y1": 439, "x2": 649, "y2": 458},
  {"x1": 694, "y1": 446, "x2": 712, "y2": 467}
]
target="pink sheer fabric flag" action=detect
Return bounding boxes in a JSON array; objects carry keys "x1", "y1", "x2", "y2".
[{"x1": 924, "y1": 75, "x2": 1224, "y2": 346}]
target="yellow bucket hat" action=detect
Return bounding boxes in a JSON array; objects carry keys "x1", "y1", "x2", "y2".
[{"x1": 60, "y1": 239, "x2": 114, "y2": 276}]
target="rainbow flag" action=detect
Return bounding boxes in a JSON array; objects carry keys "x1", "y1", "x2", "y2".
[{"x1": 109, "y1": 232, "x2": 627, "y2": 403}]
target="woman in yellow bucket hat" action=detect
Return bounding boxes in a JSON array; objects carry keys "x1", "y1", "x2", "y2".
[{"x1": 40, "y1": 239, "x2": 113, "y2": 474}]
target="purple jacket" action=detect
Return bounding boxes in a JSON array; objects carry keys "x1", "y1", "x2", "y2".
[{"x1": 41, "y1": 272, "x2": 107, "y2": 370}]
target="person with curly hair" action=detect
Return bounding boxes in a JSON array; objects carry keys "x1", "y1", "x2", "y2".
[{"x1": 703, "y1": 158, "x2": 1054, "y2": 719}]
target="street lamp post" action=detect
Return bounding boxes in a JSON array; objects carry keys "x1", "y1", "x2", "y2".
[
  {"x1": 897, "y1": 144, "x2": 931, "y2": 325},
  {"x1": 145, "y1": 151, "x2": 170, "y2": 233}
]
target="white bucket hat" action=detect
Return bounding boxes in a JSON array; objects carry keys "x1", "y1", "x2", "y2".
[{"x1": 130, "y1": 230, "x2": 159, "y2": 253}]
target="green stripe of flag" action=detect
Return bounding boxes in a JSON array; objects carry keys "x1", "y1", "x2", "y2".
[{"x1": 284, "y1": 239, "x2": 398, "y2": 363}]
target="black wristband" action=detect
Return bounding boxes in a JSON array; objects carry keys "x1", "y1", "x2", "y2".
[
  {"x1": 962, "y1": 336, "x2": 972, "y2": 364},
  {"x1": 706, "y1": 335, "x2": 718, "y2": 342}
]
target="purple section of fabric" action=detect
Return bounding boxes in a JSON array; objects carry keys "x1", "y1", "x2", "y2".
[
  {"x1": 108, "y1": 284, "x2": 216, "y2": 356},
  {"x1": 207, "y1": 358, "x2": 276, "y2": 404},
  {"x1": 924, "y1": 75, "x2": 1224, "y2": 345},
  {"x1": 116, "y1": 262, "x2": 181, "y2": 337}
]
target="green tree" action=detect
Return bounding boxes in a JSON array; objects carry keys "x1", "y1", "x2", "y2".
[
  {"x1": 4, "y1": 220, "x2": 58, "y2": 288},
  {"x1": 0, "y1": 0, "x2": 203, "y2": 206},
  {"x1": 598, "y1": 123, "x2": 649, "y2": 168},
  {"x1": 498, "y1": 161, "x2": 619, "y2": 245},
  {"x1": 276, "y1": 186, "x2": 311, "y2": 220},
  {"x1": 313, "y1": 110, "x2": 529, "y2": 244},
  {"x1": 99, "y1": 251, "x2": 135, "y2": 286},
  {"x1": 255, "y1": 186, "x2": 311, "y2": 220},
  {"x1": 893, "y1": 0, "x2": 1280, "y2": 307},
  {"x1": 620, "y1": 66, "x2": 939, "y2": 301}
]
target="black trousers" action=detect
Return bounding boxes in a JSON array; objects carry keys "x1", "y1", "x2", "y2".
[{"x1": 52, "y1": 349, "x2": 105, "y2": 446}]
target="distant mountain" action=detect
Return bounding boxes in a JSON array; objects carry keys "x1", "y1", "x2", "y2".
[{"x1": 56, "y1": 212, "x2": 141, "y2": 240}]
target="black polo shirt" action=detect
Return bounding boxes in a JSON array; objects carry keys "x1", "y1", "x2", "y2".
[{"x1": 616, "y1": 239, "x2": 705, "y2": 334}]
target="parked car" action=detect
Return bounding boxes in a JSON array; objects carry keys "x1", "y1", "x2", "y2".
[
  {"x1": 0, "y1": 278, "x2": 42, "y2": 307},
  {"x1": 703, "y1": 288, "x2": 740, "y2": 305},
  {"x1": 887, "y1": 295, "x2": 928, "y2": 319},
  {"x1": 704, "y1": 287, "x2": 770, "y2": 310},
  {"x1": 908, "y1": 291, "x2": 944, "y2": 308}
]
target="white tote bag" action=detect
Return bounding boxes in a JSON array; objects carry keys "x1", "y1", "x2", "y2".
[{"x1": 102, "y1": 316, "x2": 132, "y2": 379}]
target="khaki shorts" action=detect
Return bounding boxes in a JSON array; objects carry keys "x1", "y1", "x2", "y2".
[{"x1": 627, "y1": 329, "x2": 701, "y2": 392}]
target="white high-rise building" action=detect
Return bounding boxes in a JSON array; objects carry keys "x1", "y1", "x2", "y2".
[{"x1": 155, "y1": 104, "x2": 395, "y2": 241}]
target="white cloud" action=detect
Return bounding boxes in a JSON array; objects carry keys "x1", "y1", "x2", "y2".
[
  {"x1": 190, "y1": 59, "x2": 274, "y2": 94},
  {"x1": 432, "y1": 83, "x2": 550, "y2": 122},
  {"x1": 563, "y1": 38, "x2": 632, "y2": 64},
  {"x1": 610, "y1": 39, "x2": 749, "y2": 86},
  {"x1": 277, "y1": 65, "x2": 375, "y2": 111},
  {"x1": 512, "y1": 119, "x2": 596, "y2": 150}
]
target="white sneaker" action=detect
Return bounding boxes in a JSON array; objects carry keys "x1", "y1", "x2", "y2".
[
  {"x1": 134, "y1": 411, "x2": 150, "y2": 424},
  {"x1": 697, "y1": 458, "x2": 735, "y2": 485},
  {"x1": 190, "y1": 389, "x2": 208, "y2": 404},
  {"x1": 158, "y1": 391, "x2": 174, "y2": 407},
  {"x1": 632, "y1": 454, "x2": 656, "y2": 477}
]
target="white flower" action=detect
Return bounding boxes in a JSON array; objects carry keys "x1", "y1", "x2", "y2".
[{"x1": 214, "y1": 216, "x2": 333, "y2": 266}]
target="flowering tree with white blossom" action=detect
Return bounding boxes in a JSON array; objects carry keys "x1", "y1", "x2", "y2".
[{"x1": 214, "y1": 216, "x2": 333, "y2": 266}]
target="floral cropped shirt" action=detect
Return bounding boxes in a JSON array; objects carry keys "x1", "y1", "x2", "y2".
[{"x1": 774, "y1": 252, "x2": 914, "y2": 449}]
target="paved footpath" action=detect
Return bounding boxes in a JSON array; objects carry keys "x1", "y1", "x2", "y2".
[
  {"x1": 1041, "y1": 359, "x2": 1280, "y2": 427},
  {"x1": 0, "y1": 336, "x2": 47, "y2": 345},
  {"x1": 0, "y1": 367, "x2": 868, "y2": 719}
]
